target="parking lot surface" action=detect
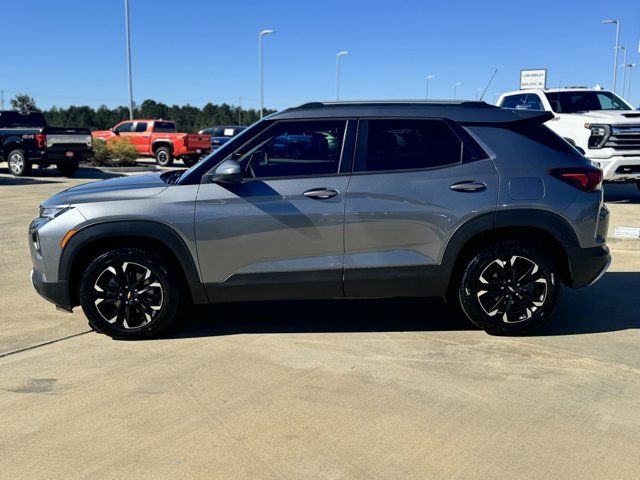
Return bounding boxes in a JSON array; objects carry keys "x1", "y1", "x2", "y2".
[{"x1": 1, "y1": 166, "x2": 640, "y2": 479}]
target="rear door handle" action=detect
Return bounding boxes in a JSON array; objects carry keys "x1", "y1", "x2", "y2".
[
  {"x1": 450, "y1": 181, "x2": 487, "y2": 192},
  {"x1": 303, "y1": 188, "x2": 340, "y2": 200}
]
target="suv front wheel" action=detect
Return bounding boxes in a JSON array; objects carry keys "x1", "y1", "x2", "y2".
[
  {"x1": 79, "y1": 248, "x2": 180, "y2": 339},
  {"x1": 458, "y1": 241, "x2": 560, "y2": 335}
]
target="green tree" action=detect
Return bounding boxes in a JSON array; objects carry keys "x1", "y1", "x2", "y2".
[{"x1": 10, "y1": 94, "x2": 38, "y2": 111}]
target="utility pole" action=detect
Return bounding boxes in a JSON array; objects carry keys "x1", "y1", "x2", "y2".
[
  {"x1": 0, "y1": 90, "x2": 4, "y2": 110},
  {"x1": 124, "y1": 0, "x2": 134, "y2": 120}
]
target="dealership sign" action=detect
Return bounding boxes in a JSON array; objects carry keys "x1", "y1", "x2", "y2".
[{"x1": 520, "y1": 69, "x2": 547, "y2": 89}]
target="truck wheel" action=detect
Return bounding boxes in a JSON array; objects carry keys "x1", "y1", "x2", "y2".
[
  {"x1": 56, "y1": 160, "x2": 80, "y2": 177},
  {"x1": 155, "y1": 146, "x2": 173, "y2": 167},
  {"x1": 79, "y1": 248, "x2": 181, "y2": 340},
  {"x1": 457, "y1": 241, "x2": 560, "y2": 336},
  {"x1": 182, "y1": 157, "x2": 198, "y2": 167},
  {"x1": 7, "y1": 149, "x2": 32, "y2": 176}
]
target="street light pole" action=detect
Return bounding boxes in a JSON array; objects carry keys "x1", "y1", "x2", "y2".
[
  {"x1": 336, "y1": 51, "x2": 349, "y2": 101},
  {"x1": 602, "y1": 19, "x2": 621, "y2": 92},
  {"x1": 453, "y1": 82, "x2": 462, "y2": 100},
  {"x1": 620, "y1": 46, "x2": 628, "y2": 99},
  {"x1": 425, "y1": 75, "x2": 435, "y2": 100},
  {"x1": 124, "y1": 0, "x2": 134, "y2": 120},
  {"x1": 627, "y1": 64, "x2": 637, "y2": 102},
  {"x1": 259, "y1": 29, "x2": 275, "y2": 119}
]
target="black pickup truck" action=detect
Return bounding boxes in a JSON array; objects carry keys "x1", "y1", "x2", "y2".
[{"x1": 0, "y1": 111, "x2": 92, "y2": 177}]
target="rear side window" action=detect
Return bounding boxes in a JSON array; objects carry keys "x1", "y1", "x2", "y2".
[
  {"x1": 134, "y1": 122, "x2": 147, "y2": 132},
  {"x1": 362, "y1": 119, "x2": 462, "y2": 172},
  {"x1": 511, "y1": 123, "x2": 580, "y2": 155},
  {"x1": 153, "y1": 121, "x2": 177, "y2": 133}
]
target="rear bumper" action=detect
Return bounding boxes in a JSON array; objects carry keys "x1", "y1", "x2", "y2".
[
  {"x1": 30, "y1": 268, "x2": 72, "y2": 312},
  {"x1": 566, "y1": 245, "x2": 611, "y2": 288}
]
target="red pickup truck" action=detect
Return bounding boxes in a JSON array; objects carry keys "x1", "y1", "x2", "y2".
[{"x1": 92, "y1": 119, "x2": 211, "y2": 166}]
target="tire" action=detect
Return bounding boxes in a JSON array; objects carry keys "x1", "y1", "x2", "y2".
[
  {"x1": 182, "y1": 156, "x2": 198, "y2": 167},
  {"x1": 56, "y1": 160, "x2": 79, "y2": 177},
  {"x1": 457, "y1": 241, "x2": 560, "y2": 335},
  {"x1": 154, "y1": 146, "x2": 173, "y2": 167},
  {"x1": 79, "y1": 248, "x2": 181, "y2": 340},
  {"x1": 7, "y1": 149, "x2": 32, "y2": 176}
]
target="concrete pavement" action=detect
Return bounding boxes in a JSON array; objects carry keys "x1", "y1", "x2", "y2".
[{"x1": 1, "y1": 165, "x2": 640, "y2": 479}]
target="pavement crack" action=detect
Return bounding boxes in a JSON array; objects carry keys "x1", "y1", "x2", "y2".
[{"x1": 0, "y1": 330, "x2": 93, "y2": 359}]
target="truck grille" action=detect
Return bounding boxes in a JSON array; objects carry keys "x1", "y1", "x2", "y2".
[{"x1": 604, "y1": 125, "x2": 640, "y2": 151}]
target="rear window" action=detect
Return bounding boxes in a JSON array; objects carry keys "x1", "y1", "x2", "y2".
[
  {"x1": 153, "y1": 121, "x2": 177, "y2": 133},
  {"x1": 0, "y1": 111, "x2": 46, "y2": 128}
]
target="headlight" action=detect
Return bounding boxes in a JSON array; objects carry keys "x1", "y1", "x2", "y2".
[
  {"x1": 584, "y1": 123, "x2": 611, "y2": 149},
  {"x1": 39, "y1": 206, "x2": 72, "y2": 219}
]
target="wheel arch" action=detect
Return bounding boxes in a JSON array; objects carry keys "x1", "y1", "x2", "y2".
[
  {"x1": 61, "y1": 221, "x2": 208, "y2": 308},
  {"x1": 151, "y1": 140, "x2": 174, "y2": 154},
  {"x1": 3, "y1": 139, "x2": 25, "y2": 159},
  {"x1": 443, "y1": 209, "x2": 579, "y2": 301}
]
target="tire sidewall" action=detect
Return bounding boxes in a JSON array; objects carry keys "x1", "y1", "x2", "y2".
[
  {"x1": 458, "y1": 242, "x2": 560, "y2": 335},
  {"x1": 79, "y1": 248, "x2": 180, "y2": 340}
]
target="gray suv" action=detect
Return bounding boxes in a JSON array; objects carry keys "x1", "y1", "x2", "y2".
[{"x1": 29, "y1": 101, "x2": 611, "y2": 339}]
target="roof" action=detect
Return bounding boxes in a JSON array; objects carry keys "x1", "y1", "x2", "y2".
[
  {"x1": 269, "y1": 100, "x2": 551, "y2": 124},
  {"x1": 500, "y1": 87, "x2": 609, "y2": 96}
]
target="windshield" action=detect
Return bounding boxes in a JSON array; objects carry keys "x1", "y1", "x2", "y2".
[{"x1": 544, "y1": 91, "x2": 631, "y2": 113}]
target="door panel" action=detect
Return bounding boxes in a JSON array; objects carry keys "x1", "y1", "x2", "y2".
[
  {"x1": 195, "y1": 175, "x2": 350, "y2": 299},
  {"x1": 343, "y1": 118, "x2": 499, "y2": 297}
]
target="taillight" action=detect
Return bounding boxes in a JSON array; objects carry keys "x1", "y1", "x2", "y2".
[
  {"x1": 548, "y1": 166, "x2": 603, "y2": 192},
  {"x1": 35, "y1": 134, "x2": 46, "y2": 149}
]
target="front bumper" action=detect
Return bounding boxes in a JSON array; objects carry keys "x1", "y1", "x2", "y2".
[
  {"x1": 566, "y1": 245, "x2": 611, "y2": 289},
  {"x1": 587, "y1": 153, "x2": 640, "y2": 182},
  {"x1": 31, "y1": 268, "x2": 72, "y2": 312}
]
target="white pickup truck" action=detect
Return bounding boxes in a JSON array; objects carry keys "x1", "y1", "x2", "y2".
[{"x1": 497, "y1": 88, "x2": 640, "y2": 187}]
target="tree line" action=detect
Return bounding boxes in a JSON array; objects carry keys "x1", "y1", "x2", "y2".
[{"x1": 9, "y1": 94, "x2": 276, "y2": 132}]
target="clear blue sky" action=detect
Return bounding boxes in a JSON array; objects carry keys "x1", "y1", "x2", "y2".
[{"x1": 2, "y1": 0, "x2": 639, "y2": 111}]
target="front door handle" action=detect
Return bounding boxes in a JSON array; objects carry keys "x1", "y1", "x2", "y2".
[
  {"x1": 303, "y1": 188, "x2": 339, "y2": 200},
  {"x1": 450, "y1": 181, "x2": 487, "y2": 192}
]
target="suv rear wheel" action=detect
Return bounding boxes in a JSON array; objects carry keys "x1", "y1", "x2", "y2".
[
  {"x1": 457, "y1": 241, "x2": 560, "y2": 335},
  {"x1": 79, "y1": 248, "x2": 180, "y2": 339}
]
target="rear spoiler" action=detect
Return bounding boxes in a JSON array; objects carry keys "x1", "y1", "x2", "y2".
[{"x1": 460, "y1": 108, "x2": 554, "y2": 127}]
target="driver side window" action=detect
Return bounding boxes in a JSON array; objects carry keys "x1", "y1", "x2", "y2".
[
  {"x1": 115, "y1": 122, "x2": 133, "y2": 133},
  {"x1": 237, "y1": 120, "x2": 346, "y2": 179}
]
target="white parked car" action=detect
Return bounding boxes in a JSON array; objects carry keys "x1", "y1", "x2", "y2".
[{"x1": 497, "y1": 88, "x2": 640, "y2": 186}]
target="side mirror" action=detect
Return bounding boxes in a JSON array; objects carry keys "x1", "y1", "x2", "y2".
[
  {"x1": 111, "y1": 128, "x2": 120, "y2": 135},
  {"x1": 205, "y1": 159, "x2": 243, "y2": 184}
]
